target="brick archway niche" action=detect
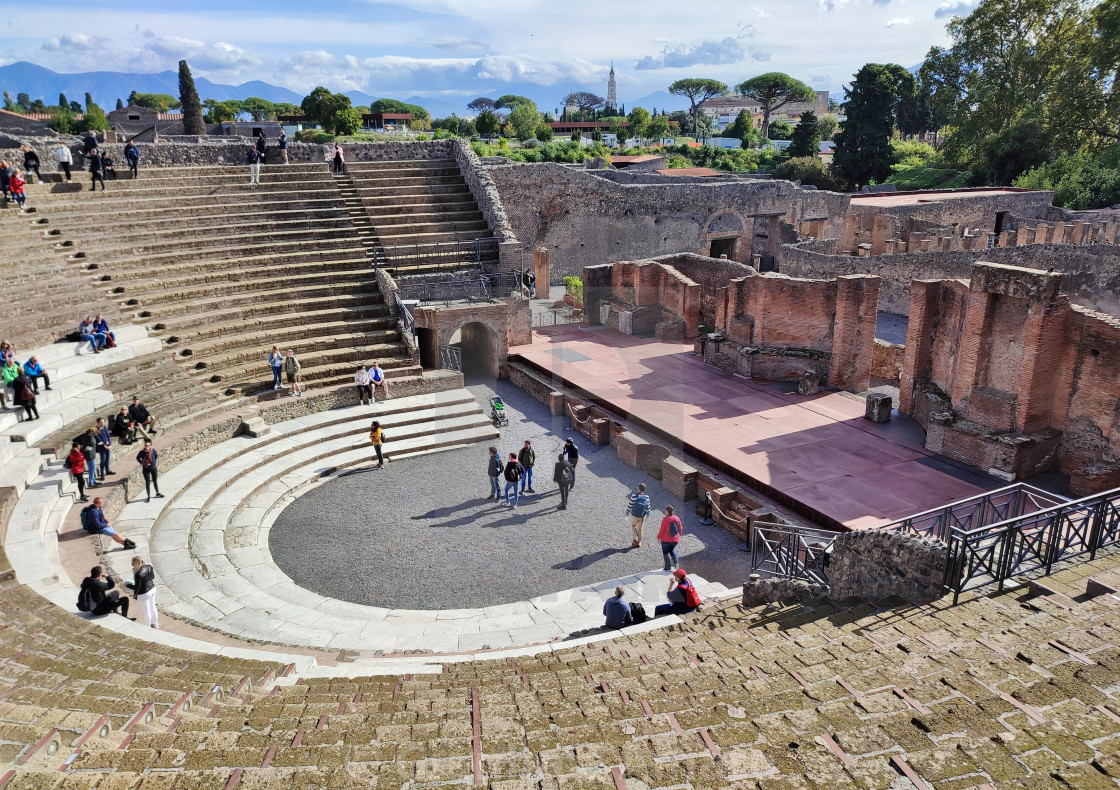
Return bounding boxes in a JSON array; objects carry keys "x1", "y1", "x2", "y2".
[{"x1": 413, "y1": 300, "x2": 532, "y2": 379}]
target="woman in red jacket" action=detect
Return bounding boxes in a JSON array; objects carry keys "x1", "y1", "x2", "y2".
[
  {"x1": 66, "y1": 442, "x2": 89, "y2": 502},
  {"x1": 9, "y1": 169, "x2": 26, "y2": 210}
]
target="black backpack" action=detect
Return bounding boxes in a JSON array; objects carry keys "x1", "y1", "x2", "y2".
[
  {"x1": 79, "y1": 506, "x2": 97, "y2": 532},
  {"x1": 77, "y1": 585, "x2": 94, "y2": 613},
  {"x1": 629, "y1": 602, "x2": 647, "y2": 624}
]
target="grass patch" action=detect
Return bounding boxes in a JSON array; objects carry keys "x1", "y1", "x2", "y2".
[{"x1": 886, "y1": 164, "x2": 970, "y2": 190}]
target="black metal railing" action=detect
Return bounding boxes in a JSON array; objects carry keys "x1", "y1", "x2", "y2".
[
  {"x1": 399, "y1": 270, "x2": 521, "y2": 304},
  {"x1": 439, "y1": 344, "x2": 463, "y2": 372},
  {"x1": 749, "y1": 521, "x2": 838, "y2": 585},
  {"x1": 397, "y1": 300, "x2": 416, "y2": 341},
  {"x1": 943, "y1": 486, "x2": 1120, "y2": 603},
  {"x1": 376, "y1": 237, "x2": 500, "y2": 273},
  {"x1": 880, "y1": 483, "x2": 1068, "y2": 542}
]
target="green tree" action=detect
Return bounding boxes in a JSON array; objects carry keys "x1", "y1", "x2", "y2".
[
  {"x1": 508, "y1": 100, "x2": 541, "y2": 141},
  {"x1": 329, "y1": 106, "x2": 362, "y2": 136},
  {"x1": 369, "y1": 98, "x2": 430, "y2": 121},
  {"x1": 609, "y1": 117, "x2": 629, "y2": 146},
  {"x1": 970, "y1": 118, "x2": 1052, "y2": 184},
  {"x1": 129, "y1": 92, "x2": 180, "y2": 111},
  {"x1": 668, "y1": 78, "x2": 728, "y2": 134},
  {"x1": 242, "y1": 97, "x2": 278, "y2": 121},
  {"x1": 788, "y1": 111, "x2": 821, "y2": 157},
  {"x1": 28, "y1": 99, "x2": 47, "y2": 113},
  {"x1": 647, "y1": 114, "x2": 670, "y2": 140},
  {"x1": 475, "y1": 109, "x2": 500, "y2": 138},
  {"x1": 79, "y1": 103, "x2": 109, "y2": 132},
  {"x1": 58, "y1": 92, "x2": 68, "y2": 110},
  {"x1": 817, "y1": 114, "x2": 839, "y2": 141},
  {"x1": 571, "y1": 130, "x2": 582, "y2": 142},
  {"x1": 1015, "y1": 145, "x2": 1120, "y2": 209},
  {"x1": 17, "y1": 93, "x2": 31, "y2": 111},
  {"x1": 736, "y1": 72, "x2": 815, "y2": 140},
  {"x1": 536, "y1": 123, "x2": 554, "y2": 141},
  {"x1": 69, "y1": 101, "x2": 82, "y2": 114},
  {"x1": 722, "y1": 110, "x2": 756, "y2": 145},
  {"x1": 178, "y1": 60, "x2": 205, "y2": 134},
  {"x1": 48, "y1": 105, "x2": 76, "y2": 134},
  {"x1": 772, "y1": 157, "x2": 847, "y2": 191},
  {"x1": 562, "y1": 91, "x2": 605, "y2": 120},
  {"x1": 83, "y1": 93, "x2": 93, "y2": 111},
  {"x1": 115, "y1": 98, "x2": 124, "y2": 110},
  {"x1": 767, "y1": 119, "x2": 794, "y2": 140},
  {"x1": 467, "y1": 97, "x2": 496, "y2": 113},
  {"x1": 301, "y1": 87, "x2": 333, "y2": 124},
  {"x1": 203, "y1": 99, "x2": 242, "y2": 123},
  {"x1": 3, "y1": 92, "x2": 14, "y2": 111},
  {"x1": 627, "y1": 106, "x2": 651, "y2": 142},
  {"x1": 494, "y1": 94, "x2": 533, "y2": 110},
  {"x1": 833, "y1": 63, "x2": 912, "y2": 188}
]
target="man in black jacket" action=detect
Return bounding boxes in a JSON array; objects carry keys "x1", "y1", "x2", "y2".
[
  {"x1": 88, "y1": 148, "x2": 105, "y2": 191},
  {"x1": 79, "y1": 566, "x2": 130, "y2": 617},
  {"x1": 110, "y1": 406, "x2": 142, "y2": 444},
  {"x1": 128, "y1": 396, "x2": 158, "y2": 435},
  {"x1": 561, "y1": 437, "x2": 580, "y2": 489},
  {"x1": 75, "y1": 427, "x2": 98, "y2": 489}
]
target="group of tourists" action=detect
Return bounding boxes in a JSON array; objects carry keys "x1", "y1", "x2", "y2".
[
  {"x1": 486, "y1": 437, "x2": 579, "y2": 509},
  {"x1": 248, "y1": 130, "x2": 289, "y2": 184},
  {"x1": 1, "y1": 338, "x2": 49, "y2": 418},
  {"x1": 78, "y1": 556, "x2": 159, "y2": 629},
  {"x1": 65, "y1": 396, "x2": 160, "y2": 502},
  {"x1": 1, "y1": 138, "x2": 141, "y2": 211}
]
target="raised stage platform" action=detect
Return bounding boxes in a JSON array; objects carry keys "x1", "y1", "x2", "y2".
[{"x1": 512, "y1": 326, "x2": 996, "y2": 530}]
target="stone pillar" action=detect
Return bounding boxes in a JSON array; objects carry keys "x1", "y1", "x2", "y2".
[
  {"x1": 1070, "y1": 221, "x2": 1085, "y2": 245},
  {"x1": 533, "y1": 247, "x2": 550, "y2": 292},
  {"x1": 899, "y1": 279, "x2": 940, "y2": 414},
  {"x1": 998, "y1": 230, "x2": 1015, "y2": 247},
  {"x1": 1017, "y1": 227, "x2": 1033, "y2": 246},
  {"x1": 828, "y1": 275, "x2": 879, "y2": 393},
  {"x1": 865, "y1": 393, "x2": 892, "y2": 422},
  {"x1": 1104, "y1": 221, "x2": 1118, "y2": 245},
  {"x1": 1034, "y1": 223, "x2": 1050, "y2": 244},
  {"x1": 767, "y1": 215, "x2": 781, "y2": 258},
  {"x1": 548, "y1": 392, "x2": 565, "y2": 416},
  {"x1": 662, "y1": 457, "x2": 698, "y2": 501},
  {"x1": 871, "y1": 214, "x2": 893, "y2": 256},
  {"x1": 840, "y1": 214, "x2": 858, "y2": 253}
]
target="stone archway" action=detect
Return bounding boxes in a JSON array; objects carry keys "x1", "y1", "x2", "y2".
[
  {"x1": 700, "y1": 209, "x2": 750, "y2": 262},
  {"x1": 446, "y1": 320, "x2": 501, "y2": 378},
  {"x1": 413, "y1": 301, "x2": 530, "y2": 379}
]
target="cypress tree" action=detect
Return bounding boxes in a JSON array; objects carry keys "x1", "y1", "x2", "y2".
[
  {"x1": 788, "y1": 111, "x2": 821, "y2": 158},
  {"x1": 58, "y1": 92, "x2": 68, "y2": 110},
  {"x1": 116, "y1": 98, "x2": 124, "y2": 110},
  {"x1": 178, "y1": 60, "x2": 205, "y2": 134},
  {"x1": 84, "y1": 92, "x2": 94, "y2": 110}
]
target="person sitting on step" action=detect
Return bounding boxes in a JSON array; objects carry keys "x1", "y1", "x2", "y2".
[
  {"x1": 128, "y1": 396, "x2": 159, "y2": 435},
  {"x1": 354, "y1": 365, "x2": 372, "y2": 405},
  {"x1": 22, "y1": 356, "x2": 50, "y2": 392},
  {"x1": 93, "y1": 314, "x2": 116, "y2": 347},
  {"x1": 78, "y1": 317, "x2": 107, "y2": 353},
  {"x1": 369, "y1": 362, "x2": 389, "y2": 399},
  {"x1": 654, "y1": 569, "x2": 701, "y2": 617},
  {"x1": 110, "y1": 406, "x2": 145, "y2": 445},
  {"x1": 78, "y1": 566, "x2": 132, "y2": 618},
  {"x1": 83, "y1": 497, "x2": 137, "y2": 550}
]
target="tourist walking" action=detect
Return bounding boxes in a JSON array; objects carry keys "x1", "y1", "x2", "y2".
[
  {"x1": 56, "y1": 143, "x2": 72, "y2": 181},
  {"x1": 124, "y1": 141, "x2": 139, "y2": 178},
  {"x1": 654, "y1": 569, "x2": 700, "y2": 617},
  {"x1": 523, "y1": 268, "x2": 536, "y2": 299},
  {"x1": 518, "y1": 440, "x2": 536, "y2": 494},
  {"x1": 95, "y1": 418, "x2": 113, "y2": 479},
  {"x1": 21, "y1": 147, "x2": 40, "y2": 183},
  {"x1": 626, "y1": 483, "x2": 651, "y2": 548},
  {"x1": 78, "y1": 566, "x2": 131, "y2": 618},
  {"x1": 23, "y1": 356, "x2": 50, "y2": 392},
  {"x1": 81, "y1": 497, "x2": 137, "y2": 549},
  {"x1": 283, "y1": 350, "x2": 302, "y2": 396},
  {"x1": 66, "y1": 442, "x2": 89, "y2": 502},
  {"x1": 0, "y1": 160, "x2": 10, "y2": 202},
  {"x1": 9, "y1": 169, "x2": 26, "y2": 210},
  {"x1": 128, "y1": 396, "x2": 159, "y2": 435},
  {"x1": 657, "y1": 505, "x2": 682, "y2": 571},
  {"x1": 369, "y1": 420, "x2": 384, "y2": 468},
  {"x1": 88, "y1": 148, "x2": 106, "y2": 191},
  {"x1": 278, "y1": 130, "x2": 289, "y2": 164},
  {"x1": 503, "y1": 453, "x2": 524, "y2": 507},
  {"x1": 130, "y1": 556, "x2": 158, "y2": 628},
  {"x1": 561, "y1": 438, "x2": 580, "y2": 488},
  {"x1": 355, "y1": 366, "x2": 372, "y2": 405},
  {"x1": 369, "y1": 362, "x2": 389, "y2": 399},
  {"x1": 81, "y1": 132, "x2": 97, "y2": 162},
  {"x1": 603, "y1": 586, "x2": 632, "y2": 629},
  {"x1": 268, "y1": 346, "x2": 284, "y2": 391},
  {"x1": 332, "y1": 143, "x2": 345, "y2": 174},
  {"x1": 486, "y1": 446, "x2": 502, "y2": 499},
  {"x1": 13, "y1": 368, "x2": 39, "y2": 422},
  {"x1": 136, "y1": 439, "x2": 163, "y2": 502},
  {"x1": 553, "y1": 456, "x2": 572, "y2": 510},
  {"x1": 247, "y1": 146, "x2": 262, "y2": 185}
]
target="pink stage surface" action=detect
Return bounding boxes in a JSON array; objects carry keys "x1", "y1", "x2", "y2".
[{"x1": 512, "y1": 326, "x2": 994, "y2": 530}]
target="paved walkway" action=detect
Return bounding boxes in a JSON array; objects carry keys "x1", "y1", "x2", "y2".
[
  {"x1": 512, "y1": 327, "x2": 996, "y2": 529},
  {"x1": 270, "y1": 377, "x2": 745, "y2": 610}
]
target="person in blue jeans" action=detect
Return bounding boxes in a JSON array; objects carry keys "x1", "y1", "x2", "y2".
[
  {"x1": 267, "y1": 346, "x2": 284, "y2": 391},
  {"x1": 78, "y1": 318, "x2": 106, "y2": 354},
  {"x1": 94, "y1": 418, "x2": 113, "y2": 480},
  {"x1": 77, "y1": 427, "x2": 98, "y2": 488},
  {"x1": 654, "y1": 569, "x2": 699, "y2": 617},
  {"x1": 518, "y1": 440, "x2": 536, "y2": 494},
  {"x1": 503, "y1": 453, "x2": 524, "y2": 507},
  {"x1": 486, "y1": 446, "x2": 502, "y2": 499}
]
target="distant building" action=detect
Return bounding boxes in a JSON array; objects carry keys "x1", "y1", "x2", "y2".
[
  {"x1": 699, "y1": 90, "x2": 830, "y2": 130},
  {"x1": 606, "y1": 62, "x2": 618, "y2": 111},
  {"x1": 107, "y1": 104, "x2": 185, "y2": 137},
  {"x1": 363, "y1": 112, "x2": 413, "y2": 130}
]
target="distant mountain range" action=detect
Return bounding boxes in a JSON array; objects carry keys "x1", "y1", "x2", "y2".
[{"x1": 0, "y1": 61, "x2": 694, "y2": 119}]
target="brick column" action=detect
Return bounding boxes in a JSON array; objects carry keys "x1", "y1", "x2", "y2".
[
  {"x1": 533, "y1": 247, "x2": 550, "y2": 291},
  {"x1": 828, "y1": 275, "x2": 879, "y2": 393},
  {"x1": 949, "y1": 289, "x2": 994, "y2": 405},
  {"x1": 899, "y1": 280, "x2": 939, "y2": 414}
]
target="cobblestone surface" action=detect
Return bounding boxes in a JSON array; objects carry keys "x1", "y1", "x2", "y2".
[{"x1": 269, "y1": 376, "x2": 746, "y2": 609}]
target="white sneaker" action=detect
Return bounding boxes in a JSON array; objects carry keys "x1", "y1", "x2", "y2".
[{"x1": 273, "y1": 384, "x2": 279, "y2": 390}]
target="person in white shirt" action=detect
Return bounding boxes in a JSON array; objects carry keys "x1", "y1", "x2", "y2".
[
  {"x1": 369, "y1": 362, "x2": 389, "y2": 400},
  {"x1": 354, "y1": 365, "x2": 372, "y2": 405},
  {"x1": 56, "y1": 144, "x2": 73, "y2": 181}
]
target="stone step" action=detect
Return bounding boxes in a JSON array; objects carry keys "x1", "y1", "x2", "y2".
[
  {"x1": 147, "y1": 297, "x2": 389, "y2": 336},
  {"x1": 178, "y1": 322, "x2": 399, "y2": 360},
  {"x1": 377, "y1": 228, "x2": 494, "y2": 246},
  {"x1": 159, "y1": 309, "x2": 395, "y2": 347},
  {"x1": 128, "y1": 269, "x2": 376, "y2": 308},
  {"x1": 0, "y1": 446, "x2": 48, "y2": 498},
  {"x1": 27, "y1": 193, "x2": 347, "y2": 220},
  {"x1": 24, "y1": 325, "x2": 150, "y2": 368},
  {"x1": 66, "y1": 217, "x2": 355, "y2": 249},
  {"x1": 97, "y1": 246, "x2": 371, "y2": 279},
  {"x1": 1, "y1": 388, "x2": 117, "y2": 445},
  {"x1": 137, "y1": 282, "x2": 382, "y2": 319},
  {"x1": 42, "y1": 336, "x2": 164, "y2": 383},
  {"x1": 0, "y1": 373, "x2": 104, "y2": 435},
  {"x1": 372, "y1": 209, "x2": 485, "y2": 227},
  {"x1": 121, "y1": 258, "x2": 375, "y2": 297}
]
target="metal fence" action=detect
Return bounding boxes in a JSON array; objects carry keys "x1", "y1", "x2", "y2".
[
  {"x1": 879, "y1": 483, "x2": 1068, "y2": 542},
  {"x1": 943, "y1": 486, "x2": 1120, "y2": 603},
  {"x1": 399, "y1": 270, "x2": 521, "y2": 304},
  {"x1": 439, "y1": 344, "x2": 463, "y2": 372},
  {"x1": 376, "y1": 237, "x2": 500, "y2": 273},
  {"x1": 749, "y1": 521, "x2": 839, "y2": 585},
  {"x1": 532, "y1": 304, "x2": 577, "y2": 327},
  {"x1": 397, "y1": 300, "x2": 416, "y2": 341}
]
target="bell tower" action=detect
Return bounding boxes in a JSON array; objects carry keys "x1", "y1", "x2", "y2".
[{"x1": 606, "y1": 61, "x2": 617, "y2": 111}]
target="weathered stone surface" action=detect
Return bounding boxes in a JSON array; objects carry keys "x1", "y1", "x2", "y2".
[
  {"x1": 661, "y1": 456, "x2": 698, "y2": 501},
  {"x1": 864, "y1": 392, "x2": 892, "y2": 423},
  {"x1": 797, "y1": 370, "x2": 820, "y2": 395}
]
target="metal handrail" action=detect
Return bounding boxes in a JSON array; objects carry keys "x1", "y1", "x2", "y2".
[
  {"x1": 749, "y1": 521, "x2": 838, "y2": 585},
  {"x1": 881, "y1": 483, "x2": 1068, "y2": 542},
  {"x1": 397, "y1": 300, "x2": 416, "y2": 341}
]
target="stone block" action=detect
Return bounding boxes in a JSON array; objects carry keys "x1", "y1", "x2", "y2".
[
  {"x1": 614, "y1": 431, "x2": 646, "y2": 470},
  {"x1": 548, "y1": 392, "x2": 566, "y2": 417},
  {"x1": 636, "y1": 443, "x2": 670, "y2": 479},
  {"x1": 797, "y1": 370, "x2": 820, "y2": 395},
  {"x1": 661, "y1": 456, "x2": 698, "y2": 501},
  {"x1": 589, "y1": 418, "x2": 611, "y2": 446},
  {"x1": 864, "y1": 393, "x2": 892, "y2": 423},
  {"x1": 654, "y1": 319, "x2": 685, "y2": 340}
]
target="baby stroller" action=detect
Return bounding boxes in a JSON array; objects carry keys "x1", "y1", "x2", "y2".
[{"x1": 488, "y1": 395, "x2": 509, "y2": 428}]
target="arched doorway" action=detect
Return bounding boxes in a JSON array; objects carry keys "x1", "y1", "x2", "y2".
[{"x1": 448, "y1": 321, "x2": 501, "y2": 378}]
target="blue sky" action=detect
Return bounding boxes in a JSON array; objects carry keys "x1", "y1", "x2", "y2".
[{"x1": 0, "y1": 0, "x2": 971, "y2": 106}]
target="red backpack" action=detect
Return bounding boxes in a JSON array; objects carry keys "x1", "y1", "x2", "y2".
[{"x1": 682, "y1": 580, "x2": 701, "y2": 609}]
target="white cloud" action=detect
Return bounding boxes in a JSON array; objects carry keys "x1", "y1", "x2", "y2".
[
  {"x1": 42, "y1": 33, "x2": 111, "y2": 51},
  {"x1": 635, "y1": 25, "x2": 763, "y2": 70},
  {"x1": 934, "y1": 0, "x2": 976, "y2": 16},
  {"x1": 885, "y1": 16, "x2": 912, "y2": 26}
]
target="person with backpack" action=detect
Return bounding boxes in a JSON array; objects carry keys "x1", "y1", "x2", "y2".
[
  {"x1": 136, "y1": 439, "x2": 163, "y2": 501},
  {"x1": 486, "y1": 446, "x2": 502, "y2": 500},
  {"x1": 503, "y1": 452, "x2": 524, "y2": 507},
  {"x1": 95, "y1": 417, "x2": 113, "y2": 479},
  {"x1": 78, "y1": 566, "x2": 131, "y2": 618},
  {"x1": 283, "y1": 349, "x2": 302, "y2": 396},
  {"x1": 603, "y1": 586, "x2": 632, "y2": 629},
  {"x1": 369, "y1": 420, "x2": 384, "y2": 469},
  {"x1": 129, "y1": 556, "x2": 158, "y2": 628},
  {"x1": 518, "y1": 440, "x2": 536, "y2": 494},
  {"x1": 626, "y1": 482, "x2": 652, "y2": 548},
  {"x1": 76, "y1": 427, "x2": 98, "y2": 489},
  {"x1": 561, "y1": 438, "x2": 579, "y2": 488},
  {"x1": 124, "y1": 141, "x2": 139, "y2": 178},
  {"x1": 81, "y1": 497, "x2": 136, "y2": 549},
  {"x1": 553, "y1": 456, "x2": 572, "y2": 510},
  {"x1": 66, "y1": 442, "x2": 89, "y2": 502},
  {"x1": 247, "y1": 145, "x2": 262, "y2": 185},
  {"x1": 654, "y1": 569, "x2": 700, "y2": 617},
  {"x1": 657, "y1": 505, "x2": 683, "y2": 571},
  {"x1": 12, "y1": 368, "x2": 38, "y2": 422}
]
